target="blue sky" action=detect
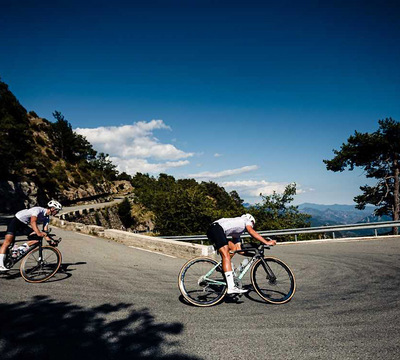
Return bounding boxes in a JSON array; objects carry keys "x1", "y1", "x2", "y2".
[{"x1": 1, "y1": 0, "x2": 399, "y2": 205}]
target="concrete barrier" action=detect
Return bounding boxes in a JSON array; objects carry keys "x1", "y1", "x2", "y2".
[
  {"x1": 104, "y1": 229, "x2": 214, "y2": 258},
  {"x1": 50, "y1": 217, "x2": 214, "y2": 258}
]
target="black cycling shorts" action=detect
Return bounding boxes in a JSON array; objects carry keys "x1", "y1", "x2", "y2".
[
  {"x1": 206, "y1": 222, "x2": 240, "y2": 250},
  {"x1": 6, "y1": 217, "x2": 32, "y2": 236}
]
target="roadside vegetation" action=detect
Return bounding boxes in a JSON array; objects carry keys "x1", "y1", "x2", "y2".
[
  {"x1": 0, "y1": 76, "x2": 310, "y2": 236},
  {"x1": 0, "y1": 77, "x2": 119, "y2": 199},
  {"x1": 325, "y1": 118, "x2": 400, "y2": 234}
]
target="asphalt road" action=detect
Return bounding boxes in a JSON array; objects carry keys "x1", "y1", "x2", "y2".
[
  {"x1": 1, "y1": 219, "x2": 399, "y2": 360},
  {"x1": 59, "y1": 197, "x2": 125, "y2": 216}
]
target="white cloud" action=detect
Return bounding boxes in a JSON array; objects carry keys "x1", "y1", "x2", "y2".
[
  {"x1": 75, "y1": 120, "x2": 194, "y2": 174},
  {"x1": 76, "y1": 120, "x2": 193, "y2": 160},
  {"x1": 110, "y1": 157, "x2": 190, "y2": 174},
  {"x1": 188, "y1": 165, "x2": 259, "y2": 179},
  {"x1": 221, "y1": 180, "x2": 305, "y2": 198},
  {"x1": 214, "y1": 153, "x2": 223, "y2": 157},
  {"x1": 76, "y1": 120, "x2": 169, "y2": 144}
]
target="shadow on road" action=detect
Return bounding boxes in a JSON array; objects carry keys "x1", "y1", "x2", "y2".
[
  {"x1": 0, "y1": 262, "x2": 87, "y2": 282},
  {"x1": 178, "y1": 294, "x2": 245, "y2": 307},
  {"x1": 0, "y1": 296, "x2": 202, "y2": 360},
  {"x1": 46, "y1": 261, "x2": 88, "y2": 282}
]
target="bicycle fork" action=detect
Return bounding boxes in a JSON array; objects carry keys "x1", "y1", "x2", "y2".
[
  {"x1": 36, "y1": 238, "x2": 44, "y2": 263},
  {"x1": 259, "y1": 258, "x2": 277, "y2": 283}
]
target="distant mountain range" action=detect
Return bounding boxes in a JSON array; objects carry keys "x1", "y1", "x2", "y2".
[
  {"x1": 297, "y1": 203, "x2": 394, "y2": 236},
  {"x1": 297, "y1": 203, "x2": 394, "y2": 237},
  {"x1": 298, "y1": 203, "x2": 376, "y2": 226},
  {"x1": 244, "y1": 202, "x2": 390, "y2": 226}
]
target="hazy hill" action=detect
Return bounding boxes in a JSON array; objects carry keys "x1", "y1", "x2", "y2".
[
  {"x1": 297, "y1": 203, "x2": 394, "y2": 237},
  {"x1": 298, "y1": 203, "x2": 376, "y2": 226}
]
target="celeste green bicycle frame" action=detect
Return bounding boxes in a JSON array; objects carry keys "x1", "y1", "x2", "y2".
[{"x1": 203, "y1": 248, "x2": 268, "y2": 286}]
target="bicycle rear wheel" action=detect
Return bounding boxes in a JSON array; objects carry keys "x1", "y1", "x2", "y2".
[
  {"x1": 178, "y1": 257, "x2": 227, "y2": 307},
  {"x1": 20, "y1": 246, "x2": 62, "y2": 283},
  {"x1": 251, "y1": 257, "x2": 295, "y2": 304}
]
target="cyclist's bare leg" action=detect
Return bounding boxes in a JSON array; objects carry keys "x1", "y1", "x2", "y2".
[
  {"x1": 0, "y1": 233, "x2": 38, "y2": 257},
  {"x1": 26, "y1": 232, "x2": 39, "y2": 247},
  {"x1": 220, "y1": 242, "x2": 248, "y2": 294},
  {"x1": 0, "y1": 234, "x2": 14, "y2": 255},
  {"x1": 228, "y1": 241, "x2": 241, "y2": 256},
  {"x1": 220, "y1": 241, "x2": 242, "y2": 271},
  {"x1": 26, "y1": 240, "x2": 39, "y2": 246},
  {"x1": 0, "y1": 234, "x2": 14, "y2": 270},
  {"x1": 219, "y1": 245, "x2": 232, "y2": 272}
]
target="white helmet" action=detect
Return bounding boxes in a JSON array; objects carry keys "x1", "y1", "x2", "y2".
[
  {"x1": 48, "y1": 200, "x2": 62, "y2": 211},
  {"x1": 241, "y1": 213, "x2": 255, "y2": 225}
]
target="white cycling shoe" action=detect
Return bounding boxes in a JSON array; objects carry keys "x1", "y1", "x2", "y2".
[
  {"x1": 227, "y1": 286, "x2": 248, "y2": 295},
  {"x1": 0, "y1": 265, "x2": 10, "y2": 272}
]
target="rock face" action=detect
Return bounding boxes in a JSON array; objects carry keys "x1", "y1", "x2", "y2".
[
  {"x1": 73, "y1": 206, "x2": 126, "y2": 230},
  {"x1": 71, "y1": 204, "x2": 155, "y2": 233},
  {"x1": 0, "y1": 180, "x2": 134, "y2": 213},
  {"x1": 0, "y1": 181, "x2": 44, "y2": 212}
]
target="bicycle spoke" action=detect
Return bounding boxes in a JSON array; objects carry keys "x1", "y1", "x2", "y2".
[
  {"x1": 179, "y1": 257, "x2": 227, "y2": 306},
  {"x1": 20, "y1": 247, "x2": 61, "y2": 283},
  {"x1": 251, "y1": 257, "x2": 295, "y2": 304}
]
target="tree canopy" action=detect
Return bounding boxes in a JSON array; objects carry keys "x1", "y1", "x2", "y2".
[
  {"x1": 0, "y1": 78, "x2": 33, "y2": 180},
  {"x1": 247, "y1": 183, "x2": 311, "y2": 239},
  {"x1": 52, "y1": 111, "x2": 97, "y2": 163},
  {"x1": 0, "y1": 77, "x2": 119, "y2": 200},
  {"x1": 324, "y1": 118, "x2": 400, "y2": 227},
  {"x1": 129, "y1": 174, "x2": 310, "y2": 236},
  {"x1": 130, "y1": 173, "x2": 245, "y2": 235}
]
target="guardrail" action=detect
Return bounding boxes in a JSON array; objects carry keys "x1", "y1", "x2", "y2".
[
  {"x1": 159, "y1": 220, "x2": 400, "y2": 243},
  {"x1": 59, "y1": 197, "x2": 125, "y2": 221}
]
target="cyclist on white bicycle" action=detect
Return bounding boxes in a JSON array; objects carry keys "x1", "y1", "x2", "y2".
[
  {"x1": 207, "y1": 214, "x2": 276, "y2": 294},
  {"x1": 0, "y1": 200, "x2": 62, "y2": 272}
]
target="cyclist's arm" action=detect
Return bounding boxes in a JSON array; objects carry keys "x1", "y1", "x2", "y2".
[
  {"x1": 246, "y1": 225, "x2": 276, "y2": 246},
  {"x1": 30, "y1": 216, "x2": 46, "y2": 237},
  {"x1": 43, "y1": 217, "x2": 54, "y2": 242},
  {"x1": 43, "y1": 218, "x2": 49, "y2": 233}
]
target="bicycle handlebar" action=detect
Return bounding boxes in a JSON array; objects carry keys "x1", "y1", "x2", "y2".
[
  {"x1": 232, "y1": 243, "x2": 270, "y2": 255},
  {"x1": 27, "y1": 231, "x2": 62, "y2": 246}
]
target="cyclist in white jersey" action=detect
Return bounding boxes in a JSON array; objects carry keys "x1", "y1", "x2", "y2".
[
  {"x1": 207, "y1": 214, "x2": 276, "y2": 294},
  {"x1": 0, "y1": 200, "x2": 62, "y2": 272}
]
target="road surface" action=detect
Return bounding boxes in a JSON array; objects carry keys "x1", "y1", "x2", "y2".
[{"x1": 1, "y1": 219, "x2": 399, "y2": 359}]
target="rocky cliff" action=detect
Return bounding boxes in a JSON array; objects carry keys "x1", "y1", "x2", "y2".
[
  {"x1": 0, "y1": 180, "x2": 134, "y2": 213},
  {"x1": 0, "y1": 78, "x2": 134, "y2": 213},
  {"x1": 69, "y1": 203, "x2": 155, "y2": 233}
]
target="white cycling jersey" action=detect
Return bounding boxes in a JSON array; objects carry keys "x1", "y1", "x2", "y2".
[
  {"x1": 16, "y1": 207, "x2": 50, "y2": 226},
  {"x1": 215, "y1": 217, "x2": 253, "y2": 238}
]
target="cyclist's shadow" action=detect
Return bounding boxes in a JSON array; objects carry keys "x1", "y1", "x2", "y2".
[
  {"x1": 45, "y1": 261, "x2": 87, "y2": 282},
  {"x1": 178, "y1": 294, "x2": 245, "y2": 307},
  {"x1": 178, "y1": 284, "x2": 266, "y2": 307},
  {"x1": 0, "y1": 262, "x2": 87, "y2": 282}
]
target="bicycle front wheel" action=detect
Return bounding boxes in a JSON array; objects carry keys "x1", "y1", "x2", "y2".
[
  {"x1": 251, "y1": 257, "x2": 295, "y2": 304},
  {"x1": 178, "y1": 257, "x2": 227, "y2": 307},
  {"x1": 20, "y1": 246, "x2": 62, "y2": 283}
]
